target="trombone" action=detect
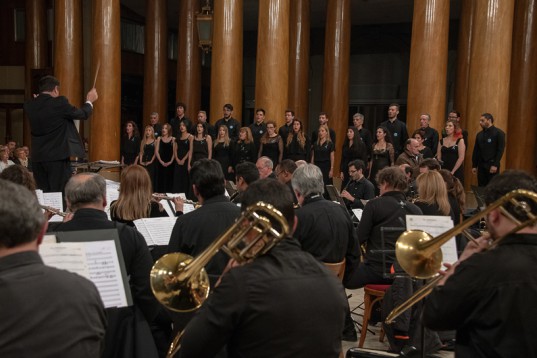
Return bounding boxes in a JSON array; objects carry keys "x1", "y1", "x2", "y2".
[
  {"x1": 150, "y1": 202, "x2": 290, "y2": 357},
  {"x1": 385, "y1": 189, "x2": 537, "y2": 324}
]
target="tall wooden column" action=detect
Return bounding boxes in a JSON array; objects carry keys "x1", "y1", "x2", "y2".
[
  {"x1": 322, "y1": 0, "x2": 351, "y2": 173},
  {"x1": 90, "y1": 0, "x2": 121, "y2": 161},
  {"x1": 453, "y1": 0, "x2": 475, "y2": 122},
  {"x1": 24, "y1": 0, "x2": 48, "y2": 147},
  {"x1": 255, "y1": 0, "x2": 290, "y2": 124},
  {"x1": 143, "y1": 0, "x2": 168, "y2": 128},
  {"x1": 464, "y1": 0, "x2": 515, "y2": 186},
  {"x1": 54, "y1": 0, "x2": 83, "y2": 138},
  {"x1": 288, "y1": 0, "x2": 310, "y2": 128},
  {"x1": 406, "y1": 0, "x2": 450, "y2": 136},
  {"x1": 176, "y1": 0, "x2": 201, "y2": 120},
  {"x1": 210, "y1": 0, "x2": 243, "y2": 124},
  {"x1": 507, "y1": 0, "x2": 537, "y2": 174}
]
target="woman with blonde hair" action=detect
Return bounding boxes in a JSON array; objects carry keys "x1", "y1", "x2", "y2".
[
  {"x1": 311, "y1": 124, "x2": 335, "y2": 186},
  {"x1": 213, "y1": 124, "x2": 234, "y2": 180},
  {"x1": 139, "y1": 125, "x2": 157, "y2": 191},
  {"x1": 232, "y1": 127, "x2": 257, "y2": 169},
  {"x1": 284, "y1": 119, "x2": 311, "y2": 162},
  {"x1": 414, "y1": 171, "x2": 453, "y2": 218},
  {"x1": 110, "y1": 165, "x2": 168, "y2": 226},
  {"x1": 155, "y1": 123, "x2": 176, "y2": 192}
]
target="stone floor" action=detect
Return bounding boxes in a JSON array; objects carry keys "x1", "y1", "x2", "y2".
[{"x1": 341, "y1": 287, "x2": 454, "y2": 357}]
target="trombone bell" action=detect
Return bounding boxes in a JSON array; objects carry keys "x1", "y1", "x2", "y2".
[
  {"x1": 396, "y1": 230, "x2": 443, "y2": 279},
  {"x1": 150, "y1": 252, "x2": 210, "y2": 312}
]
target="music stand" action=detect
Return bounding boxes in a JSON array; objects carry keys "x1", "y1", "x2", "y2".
[{"x1": 325, "y1": 184, "x2": 347, "y2": 208}]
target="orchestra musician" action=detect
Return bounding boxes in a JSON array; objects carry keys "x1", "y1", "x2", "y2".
[{"x1": 423, "y1": 170, "x2": 537, "y2": 357}]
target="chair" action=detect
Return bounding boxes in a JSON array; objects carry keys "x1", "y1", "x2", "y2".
[
  {"x1": 323, "y1": 258, "x2": 346, "y2": 281},
  {"x1": 358, "y1": 284, "x2": 390, "y2": 348}
]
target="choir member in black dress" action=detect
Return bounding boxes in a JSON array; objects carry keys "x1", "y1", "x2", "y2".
[
  {"x1": 412, "y1": 129, "x2": 434, "y2": 159},
  {"x1": 437, "y1": 119, "x2": 466, "y2": 185},
  {"x1": 188, "y1": 122, "x2": 212, "y2": 171},
  {"x1": 284, "y1": 119, "x2": 311, "y2": 162},
  {"x1": 232, "y1": 127, "x2": 257, "y2": 170},
  {"x1": 340, "y1": 126, "x2": 366, "y2": 188},
  {"x1": 120, "y1": 121, "x2": 140, "y2": 165},
  {"x1": 369, "y1": 126, "x2": 394, "y2": 195},
  {"x1": 258, "y1": 120, "x2": 283, "y2": 166},
  {"x1": 173, "y1": 121, "x2": 192, "y2": 194},
  {"x1": 213, "y1": 125, "x2": 234, "y2": 181},
  {"x1": 311, "y1": 124, "x2": 335, "y2": 186},
  {"x1": 139, "y1": 125, "x2": 157, "y2": 191},
  {"x1": 155, "y1": 123, "x2": 176, "y2": 192}
]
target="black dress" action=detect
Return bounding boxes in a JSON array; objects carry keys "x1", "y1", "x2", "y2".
[
  {"x1": 284, "y1": 134, "x2": 311, "y2": 162},
  {"x1": 369, "y1": 144, "x2": 394, "y2": 192},
  {"x1": 191, "y1": 137, "x2": 209, "y2": 165},
  {"x1": 156, "y1": 138, "x2": 174, "y2": 193},
  {"x1": 174, "y1": 136, "x2": 190, "y2": 194},
  {"x1": 440, "y1": 138, "x2": 464, "y2": 184},
  {"x1": 232, "y1": 141, "x2": 257, "y2": 167},
  {"x1": 213, "y1": 141, "x2": 233, "y2": 181},
  {"x1": 140, "y1": 141, "x2": 156, "y2": 191},
  {"x1": 259, "y1": 135, "x2": 282, "y2": 166},
  {"x1": 312, "y1": 140, "x2": 334, "y2": 186},
  {"x1": 121, "y1": 135, "x2": 141, "y2": 165}
]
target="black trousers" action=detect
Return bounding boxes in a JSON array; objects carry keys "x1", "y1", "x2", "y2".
[
  {"x1": 477, "y1": 165, "x2": 498, "y2": 187},
  {"x1": 33, "y1": 159, "x2": 72, "y2": 194}
]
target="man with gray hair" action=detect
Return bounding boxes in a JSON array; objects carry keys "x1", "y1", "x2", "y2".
[
  {"x1": 0, "y1": 179, "x2": 106, "y2": 356},
  {"x1": 150, "y1": 112, "x2": 162, "y2": 137},
  {"x1": 419, "y1": 113, "x2": 439, "y2": 154},
  {"x1": 353, "y1": 112, "x2": 373, "y2": 161},
  {"x1": 256, "y1": 156, "x2": 276, "y2": 179},
  {"x1": 291, "y1": 164, "x2": 360, "y2": 341},
  {"x1": 51, "y1": 173, "x2": 160, "y2": 357}
]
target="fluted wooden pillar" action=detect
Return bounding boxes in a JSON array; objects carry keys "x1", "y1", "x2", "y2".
[
  {"x1": 288, "y1": 0, "x2": 310, "y2": 128},
  {"x1": 54, "y1": 0, "x2": 84, "y2": 140},
  {"x1": 464, "y1": 0, "x2": 515, "y2": 187},
  {"x1": 255, "y1": 0, "x2": 289, "y2": 125},
  {"x1": 507, "y1": 0, "x2": 537, "y2": 174},
  {"x1": 453, "y1": 0, "x2": 475, "y2": 122},
  {"x1": 322, "y1": 0, "x2": 350, "y2": 173},
  {"x1": 24, "y1": 0, "x2": 48, "y2": 148},
  {"x1": 176, "y1": 0, "x2": 200, "y2": 120},
  {"x1": 90, "y1": 0, "x2": 121, "y2": 161},
  {"x1": 407, "y1": 0, "x2": 450, "y2": 136},
  {"x1": 210, "y1": 0, "x2": 243, "y2": 124},
  {"x1": 143, "y1": 0, "x2": 168, "y2": 128}
]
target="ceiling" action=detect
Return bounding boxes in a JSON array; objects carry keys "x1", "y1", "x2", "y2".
[{"x1": 121, "y1": 0, "x2": 462, "y2": 32}]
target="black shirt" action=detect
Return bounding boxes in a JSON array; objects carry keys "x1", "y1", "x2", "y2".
[
  {"x1": 214, "y1": 117, "x2": 241, "y2": 141},
  {"x1": 380, "y1": 118, "x2": 409, "y2": 157},
  {"x1": 421, "y1": 126, "x2": 439, "y2": 155},
  {"x1": 343, "y1": 176, "x2": 375, "y2": 209},
  {"x1": 472, "y1": 125, "x2": 506, "y2": 169}
]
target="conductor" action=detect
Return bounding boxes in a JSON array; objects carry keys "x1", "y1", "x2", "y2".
[{"x1": 24, "y1": 75, "x2": 98, "y2": 193}]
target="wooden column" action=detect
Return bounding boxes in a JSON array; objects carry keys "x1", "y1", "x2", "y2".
[
  {"x1": 90, "y1": 0, "x2": 121, "y2": 161},
  {"x1": 24, "y1": 0, "x2": 48, "y2": 147},
  {"x1": 176, "y1": 0, "x2": 201, "y2": 120},
  {"x1": 322, "y1": 0, "x2": 351, "y2": 173},
  {"x1": 144, "y1": 0, "x2": 168, "y2": 127},
  {"x1": 288, "y1": 0, "x2": 310, "y2": 128},
  {"x1": 210, "y1": 0, "x2": 243, "y2": 124},
  {"x1": 54, "y1": 0, "x2": 83, "y2": 140},
  {"x1": 507, "y1": 0, "x2": 537, "y2": 174},
  {"x1": 255, "y1": 0, "x2": 290, "y2": 124},
  {"x1": 453, "y1": 0, "x2": 475, "y2": 121},
  {"x1": 464, "y1": 0, "x2": 515, "y2": 186},
  {"x1": 406, "y1": 0, "x2": 450, "y2": 136}
]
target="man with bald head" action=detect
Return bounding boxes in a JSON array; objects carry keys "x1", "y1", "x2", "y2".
[{"x1": 395, "y1": 138, "x2": 423, "y2": 179}]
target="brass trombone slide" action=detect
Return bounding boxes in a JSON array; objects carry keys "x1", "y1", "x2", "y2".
[{"x1": 385, "y1": 189, "x2": 537, "y2": 325}]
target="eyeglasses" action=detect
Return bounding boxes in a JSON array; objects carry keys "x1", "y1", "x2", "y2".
[{"x1": 348, "y1": 169, "x2": 357, "y2": 174}]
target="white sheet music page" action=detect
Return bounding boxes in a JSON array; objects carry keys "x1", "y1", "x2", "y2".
[
  {"x1": 104, "y1": 180, "x2": 120, "y2": 220},
  {"x1": 84, "y1": 240, "x2": 129, "y2": 308},
  {"x1": 352, "y1": 208, "x2": 363, "y2": 221},
  {"x1": 43, "y1": 192, "x2": 64, "y2": 222},
  {"x1": 40, "y1": 242, "x2": 90, "y2": 278},
  {"x1": 166, "y1": 192, "x2": 195, "y2": 214},
  {"x1": 405, "y1": 215, "x2": 458, "y2": 265},
  {"x1": 134, "y1": 217, "x2": 177, "y2": 246}
]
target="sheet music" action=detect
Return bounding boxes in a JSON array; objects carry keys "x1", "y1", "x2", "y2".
[
  {"x1": 84, "y1": 240, "x2": 129, "y2": 308},
  {"x1": 166, "y1": 193, "x2": 195, "y2": 214},
  {"x1": 40, "y1": 242, "x2": 90, "y2": 278},
  {"x1": 43, "y1": 192, "x2": 64, "y2": 222},
  {"x1": 352, "y1": 208, "x2": 363, "y2": 221},
  {"x1": 133, "y1": 217, "x2": 177, "y2": 246},
  {"x1": 42, "y1": 234, "x2": 58, "y2": 244},
  {"x1": 406, "y1": 215, "x2": 458, "y2": 265},
  {"x1": 104, "y1": 179, "x2": 120, "y2": 220},
  {"x1": 35, "y1": 189, "x2": 44, "y2": 204}
]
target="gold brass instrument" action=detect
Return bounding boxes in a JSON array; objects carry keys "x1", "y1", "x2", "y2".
[
  {"x1": 41, "y1": 205, "x2": 68, "y2": 217},
  {"x1": 385, "y1": 189, "x2": 537, "y2": 324},
  {"x1": 150, "y1": 202, "x2": 290, "y2": 357}
]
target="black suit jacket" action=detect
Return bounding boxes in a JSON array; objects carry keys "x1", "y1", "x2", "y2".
[{"x1": 24, "y1": 94, "x2": 91, "y2": 162}]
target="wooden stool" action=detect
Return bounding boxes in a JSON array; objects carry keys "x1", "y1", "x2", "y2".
[{"x1": 358, "y1": 284, "x2": 390, "y2": 348}]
